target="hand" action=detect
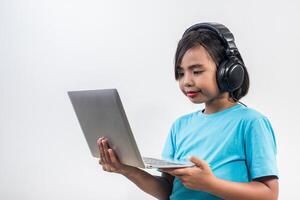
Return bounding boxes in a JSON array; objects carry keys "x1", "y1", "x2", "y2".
[
  {"x1": 97, "y1": 137, "x2": 134, "y2": 175},
  {"x1": 160, "y1": 157, "x2": 217, "y2": 191}
]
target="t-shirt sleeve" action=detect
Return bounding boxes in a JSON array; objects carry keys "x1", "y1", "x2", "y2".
[
  {"x1": 244, "y1": 117, "x2": 279, "y2": 180},
  {"x1": 161, "y1": 121, "x2": 177, "y2": 161}
]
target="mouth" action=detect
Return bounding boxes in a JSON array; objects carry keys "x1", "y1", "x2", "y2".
[{"x1": 186, "y1": 90, "x2": 200, "y2": 98}]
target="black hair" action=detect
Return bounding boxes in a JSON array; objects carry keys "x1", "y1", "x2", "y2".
[{"x1": 174, "y1": 30, "x2": 249, "y2": 102}]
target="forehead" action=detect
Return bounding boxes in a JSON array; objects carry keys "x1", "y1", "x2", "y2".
[{"x1": 179, "y1": 45, "x2": 214, "y2": 69}]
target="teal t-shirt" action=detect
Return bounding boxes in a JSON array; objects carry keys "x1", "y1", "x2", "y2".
[{"x1": 162, "y1": 104, "x2": 278, "y2": 200}]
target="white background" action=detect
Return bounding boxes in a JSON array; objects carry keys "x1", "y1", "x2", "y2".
[{"x1": 1, "y1": 0, "x2": 299, "y2": 199}]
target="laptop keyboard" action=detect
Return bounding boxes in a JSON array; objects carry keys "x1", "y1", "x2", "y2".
[{"x1": 142, "y1": 157, "x2": 185, "y2": 166}]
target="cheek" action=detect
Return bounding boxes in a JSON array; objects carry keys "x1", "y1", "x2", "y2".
[
  {"x1": 199, "y1": 76, "x2": 220, "y2": 95},
  {"x1": 210, "y1": 78, "x2": 220, "y2": 92},
  {"x1": 207, "y1": 72, "x2": 219, "y2": 90},
  {"x1": 179, "y1": 81, "x2": 185, "y2": 91}
]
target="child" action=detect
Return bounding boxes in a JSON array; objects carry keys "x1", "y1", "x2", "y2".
[{"x1": 97, "y1": 22, "x2": 279, "y2": 200}]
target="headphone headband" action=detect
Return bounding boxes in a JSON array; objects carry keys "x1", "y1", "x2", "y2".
[{"x1": 182, "y1": 22, "x2": 239, "y2": 57}]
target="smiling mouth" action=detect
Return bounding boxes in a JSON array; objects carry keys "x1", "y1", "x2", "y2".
[
  {"x1": 186, "y1": 89, "x2": 201, "y2": 94},
  {"x1": 186, "y1": 91, "x2": 199, "y2": 98}
]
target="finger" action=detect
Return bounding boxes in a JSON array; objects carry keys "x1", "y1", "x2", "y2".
[
  {"x1": 159, "y1": 168, "x2": 173, "y2": 173},
  {"x1": 189, "y1": 156, "x2": 209, "y2": 170},
  {"x1": 97, "y1": 137, "x2": 104, "y2": 146},
  {"x1": 98, "y1": 138, "x2": 106, "y2": 165},
  {"x1": 169, "y1": 168, "x2": 187, "y2": 177},
  {"x1": 161, "y1": 170, "x2": 174, "y2": 176},
  {"x1": 105, "y1": 165, "x2": 112, "y2": 172},
  {"x1": 100, "y1": 139, "x2": 108, "y2": 164},
  {"x1": 102, "y1": 139, "x2": 112, "y2": 164},
  {"x1": 108, "y1": 149, "x2": 119, "y2": 164},
  {"x1": 161, "y1": 168, "x2": 181, "y2": 177}
]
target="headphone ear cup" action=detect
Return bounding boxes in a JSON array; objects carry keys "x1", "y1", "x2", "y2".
[
  {"x1": 216, "y1": 60, "x2": 228, "y2": 92},
  {"x1": 217, "y1": 58, "x2": 245, "y2": 92}
]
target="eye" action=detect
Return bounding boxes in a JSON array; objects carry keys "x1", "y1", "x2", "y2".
[
  {"x1": 193, "y1": 71, "x2": 203, "y2": 75},
  {"x1": 177, "y1": 71, "x2": 184, "y2": 78}
]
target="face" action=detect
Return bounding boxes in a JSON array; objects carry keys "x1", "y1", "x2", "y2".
[{"x1": 177, "y1": 45, "x2": 221, "y2": 104}]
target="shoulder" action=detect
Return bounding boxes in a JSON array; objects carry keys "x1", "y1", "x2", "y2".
[
  {"x1": 235, "y1": 105, "x2": 269, "y2": 123},
  {"x1": 222, "y1": 104, "x2": 273, "y2": 132},
  {"x1": 237, "y1": 106, "x2": 275, "y2": 138}
]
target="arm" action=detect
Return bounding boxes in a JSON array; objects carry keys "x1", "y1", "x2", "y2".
[
  {"x1": 162, "y1": 157, "x2": 278, "y2": 200},
  {"x1": 98, "y1": 138, "x2": 173, "y2": 200},
  {"x1": 208, "y1": 175, "x2": 278, "y2": 200},
  {"x1": 122, "y1": 168, "x2": 173, "y2": 200}
]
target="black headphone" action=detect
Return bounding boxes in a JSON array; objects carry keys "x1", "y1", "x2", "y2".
[{"x1": 182, "y1": 22, "x2": 245, "y2": 93}]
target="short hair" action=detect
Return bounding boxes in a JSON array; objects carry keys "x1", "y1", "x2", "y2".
[{"x1": 174, "y1": 30, "x2": 249, "y2": 101}]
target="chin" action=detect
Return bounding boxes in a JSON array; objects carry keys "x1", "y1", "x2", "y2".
[{"x1": 189, "y1": 98, "x2": 205, "y2": 104}]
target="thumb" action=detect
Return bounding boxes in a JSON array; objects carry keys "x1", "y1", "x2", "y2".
[{"x1": 189, "y1": 156, "x2": 209, "y2": 170}]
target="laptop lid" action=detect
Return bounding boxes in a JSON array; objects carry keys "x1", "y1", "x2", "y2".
[{"x1": 68, "y1": 89, "x2": 145, "y2": 168}]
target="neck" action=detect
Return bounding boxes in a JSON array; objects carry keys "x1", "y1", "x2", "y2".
[{"x1": 203, "y1": 93, "x2": 237, "y2": 114}]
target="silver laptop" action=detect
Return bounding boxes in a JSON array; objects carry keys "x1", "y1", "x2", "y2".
[{"x1": 68, "y1": 89, "x2": 194, "y2": 168}]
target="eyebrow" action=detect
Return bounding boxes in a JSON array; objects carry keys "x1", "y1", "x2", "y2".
[{"x1": 177, "y1": 64, "x2": 204, "y2": 70}]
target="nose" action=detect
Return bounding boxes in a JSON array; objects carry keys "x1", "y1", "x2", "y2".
[{"x1": 183, "y1": 72, "x2": 194, "y2": 87}]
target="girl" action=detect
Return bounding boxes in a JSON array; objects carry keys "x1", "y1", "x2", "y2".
[{"x1": 97, "y1": 22, "x2": 279, "y2": 200}]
